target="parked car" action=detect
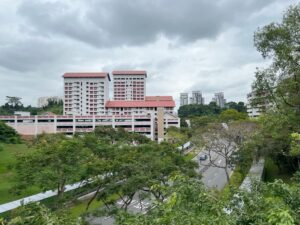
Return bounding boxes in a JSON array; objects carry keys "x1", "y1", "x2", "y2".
[{"x1": 199, "y1": 154, "x2": 208, "y2": 161}]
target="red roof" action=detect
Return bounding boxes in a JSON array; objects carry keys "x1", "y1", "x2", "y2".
[
  {"x1": 105, "y1": 96, "x2": 175, "y2": 108},
  {"x1": 112, "y1": 70, "x2": 147, "y2": 77},
  {"x1": 63, "y1": 72, "x2": 111, "y2": 81},
  {"x1": 145, "y1": 96, "x2": 173, "y2": 101}
]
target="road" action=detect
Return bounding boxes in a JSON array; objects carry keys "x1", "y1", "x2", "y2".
[
  {"x1": 194, "y1": 149, "x2": 232, "y2": 190},
  {"x1": 85, "y1": 192, "x2": 152, "y2": 225}
]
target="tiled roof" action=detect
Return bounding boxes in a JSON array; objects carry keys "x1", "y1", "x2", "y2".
[
  {"x1": 106, "y1": 96, "x2": 175, "y2": 108},
  {"x1": 145, "y1": 96, "x2": 173, "y2": 101},
  {"x1": 112, "y1": 70, "x2": 147, "y2": 77},
  {"x1": 63, "y1": 72, "x2": 111, "y2": 81}
]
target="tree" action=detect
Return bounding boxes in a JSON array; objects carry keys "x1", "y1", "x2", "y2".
[
  {"x1": 291, "y1": 132, "x2": 300, "y2": 169},
  {"x1": 6, "y1": 96, "x2": 22, "y2": 107},
  {"x1": 165, "y1": 126, "x2": 189, "y2": 147},
  {"x1": 178, "y1": 103, "x2": 222, "y2": 118},
  {"x1": 219, "y1": 109, "x2": 247, "y2": 122},
  {"x1": 115, "y1": 175, "x2": 234, "y2": 225},
  {"x1": 226, "y1": 101, "x2": 247, "y2": 113},
  {"x1": 1, "y1": 202, "x2": 82, "y2": 225},
  {"x1": 197, "y1": 122, "x2": 257, "y2": 184},
  {"x1": 83, "y1": 132, "x2": 197, "y2": 212},
  {"x1": 253, "y1": 4, "x2": 300, "y2": 114},
  {"x1": 15, "y1": 134, "x2": 91, "y2": 200}
]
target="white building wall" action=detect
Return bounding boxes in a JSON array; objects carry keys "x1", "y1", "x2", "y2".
[{"x1": 64, "y1": 77, "x2": 109, "y2": 115}]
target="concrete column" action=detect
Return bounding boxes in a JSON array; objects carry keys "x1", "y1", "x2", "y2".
[
  {"x1": 54, "y1": 116, "x2": 57, "y2": 133},
  {"x1": 14, "y1": 116, "x2": 17, "y2": 128},
  {"x1": 73, "y1": 115, "x2": 76, "y2": 134},
  {"x1": 150, "y1": 113, "x2": 154, "y2": 141},
  {"x1": 93, "y1": 115, "x2": 96, "y2": 130},
  {"x1": 165, "y1": 117, "x2": 168, "y2": 129},
  {"x1": 131, "y1": 113, "x2": 135, "y2": 132},
  {"x1": 157, "y1": 107, "x2": 164, "y2": 143},
  {"x1": 112, "y1": 115, "x2": 115, "y2": 128},
  {"x1": 34, "y1": 115, "x2": 38, "y2": 137}
]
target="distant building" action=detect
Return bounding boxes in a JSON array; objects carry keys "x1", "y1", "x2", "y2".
[
  {"x1": 14, "y1": 111, "x2": 30, "y2": 116},
  {"x1": 212, "y1": 92, "x2": 226, "y2": 108},
  {"x1": 246, "y1": 91, "x2": 271, "y2": 117},
  {"x1": 37, "y1": 96, "x2": 62, "y2": 108},
  {"x1": 191, "y1": 91, "x2": 204, "y2": 104},
  {"x1": 180, "y1": 93, "x2": 189, "y2": 106},
  {"x1": 63, "y1": 72, "x2": 111, "y2": 116},
  {"x1": 112, "y1": 70, "x2": 147, "y2": 101}
]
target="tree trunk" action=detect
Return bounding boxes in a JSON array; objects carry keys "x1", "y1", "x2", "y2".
[
  {"x1": 86, "y1": 186, "x2": 102, "y2": 210},
  {"x1": 225, "y1": 168, "x2": 230, "y2": 185}
]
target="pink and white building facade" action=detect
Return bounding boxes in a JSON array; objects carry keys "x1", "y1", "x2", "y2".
[{"x1": 0, "y1": 70, "x2": 179, "y2": 141}]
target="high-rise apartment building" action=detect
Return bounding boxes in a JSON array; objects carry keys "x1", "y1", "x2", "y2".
[
  {"x1": 180, "y1": 93, "x2": 189, "y2": 106},
  {"x1": 63, "y1": 72, "x2": 110, "y2": 115},
  {"x1": 246, "y1": 90, "x2": 272, "y2": 117},
  {"x1": 212, "y1": 92, "x2": 226, "y2": 108},
  {"x1": 112, "y1": 70, "x2": 147, "y2": 101},
  {"x1": 191, "y1": 91, "x2": 204, "y2": 104}
]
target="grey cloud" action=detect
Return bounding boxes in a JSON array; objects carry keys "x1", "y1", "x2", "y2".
[
  {"x1": 0, "y1": 38, "x2": 69, "y2": 72},
  {"x1": 17, "y1": 0, "x2": 279, "y2": 47}
]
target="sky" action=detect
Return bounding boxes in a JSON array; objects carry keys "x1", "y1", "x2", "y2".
[{"x1": 0, "y1": 0, "x2": 297, "y2": 107}]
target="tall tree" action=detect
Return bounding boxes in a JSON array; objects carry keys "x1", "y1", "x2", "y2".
[
  {"x1": 6, "y1": 96, "x2": 22, "y2": 107},
  {"x1": 15, "y1": 134, "x2": 91, "y2": 200},
  {"x1": 197, "y1": 122, "x2": 257, "y2": 184},
  {"x1": 253, "y1": 4, "x2": 300, "y2": 114}
]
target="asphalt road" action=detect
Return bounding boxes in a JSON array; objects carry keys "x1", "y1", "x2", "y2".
[
  {"x1": 85, "y1": 192, "x2": 152, "y2": 225},
  {"x1": 194, "y1": 149, "x2": 232, "y2": 190}
]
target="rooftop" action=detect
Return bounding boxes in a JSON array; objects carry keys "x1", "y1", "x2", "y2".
[
  {"x1": 112, "y1": 70, "x2": 147, "y2": 77},
  {"x1": 106, "y1": 96, "x2": 175, "y2": 108},
  {"x1": 63, "y1": 72, "x2": 111, "y2": 81}
]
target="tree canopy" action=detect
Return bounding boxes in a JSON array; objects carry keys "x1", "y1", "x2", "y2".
[{"x1": 0, "y1": 121, "x2": 21, "y2": 144}]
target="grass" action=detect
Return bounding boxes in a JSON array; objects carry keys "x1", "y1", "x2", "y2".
[
  {"x1": 221, "y1": 169, "x2": 245, "y2": 199},
  {"x1": 0, "y1": 144, "x2": 40, "y2": 204},
  {"x1": 0, "y1": 143, "x2": 114, "y2": 219},
  {"x1": 68, "y1": 194, "x2": 119, "y2": 218}
]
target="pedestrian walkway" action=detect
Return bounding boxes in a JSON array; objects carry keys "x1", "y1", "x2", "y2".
[
  {"x1": 239, "y1": 158, "x2": 265, "y2": 191},
  {"x1": 0, "y1": 180, "x2": 86, "y2": 214}
]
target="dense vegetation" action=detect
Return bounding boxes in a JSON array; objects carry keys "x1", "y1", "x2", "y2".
[
  {"x1": 178, "y1": 101, "x2": 246, "y2": 118},
  {"x1": 0, "y1": 97, "x2": 63, "y2": 115},
  {"x1": 0, "y1": 122, "x2": 20, "y2": 144}
]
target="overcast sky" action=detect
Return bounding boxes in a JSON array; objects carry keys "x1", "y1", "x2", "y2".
[{"x1": 0, "y1": 0, "x2": 296, "y2": 107}]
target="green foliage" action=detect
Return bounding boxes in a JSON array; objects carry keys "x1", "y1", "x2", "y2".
[
  {"x1": 1, "y1": 202, "x2": 82, "y2": 225},
  {"x1": 165, "y1": 126, "x2": 190, "y2": 147},
  {"x1": 14, "y1": 134, "x2": 91, "y2": 200},
  {"x1": 0, "y1": 98, "x2": 63, "y2": 116},
  {"x1": 178, "y1": 102, "x2": 247, "y2": 118},
  {"x1": 264, "y1": 158, "x2": 280, "y2": 182},
  {"x1": 290, "y1": 133, "x2": 300, "y2": 157},
  {"x1": 0, "y1": 122, "x2": 21, "y2": 144},
  {"x1": 116, "y1": 173, "x2": 300, "y2": 224},
  {"x1": 190, "y1": 115, "x2": 218, "y2": 129},
  {"x1": 219, "y1": 109, "x2": 247, "y2": 122},
  {"x1": 83, "y1": 130, "x2": 198, "y2": 211},
  {"x1": 225, "y1": 101, "x2": 247, "y2": 113},
  {"x1": 178, "y1": 102, "x2": 222, "y2": 118},
  {"x1": 253, "y1": 4, "x2": 300, "y2": 114},
  {"x1": 115, "y1": 175, "x2": 233, "y2": 225}
]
